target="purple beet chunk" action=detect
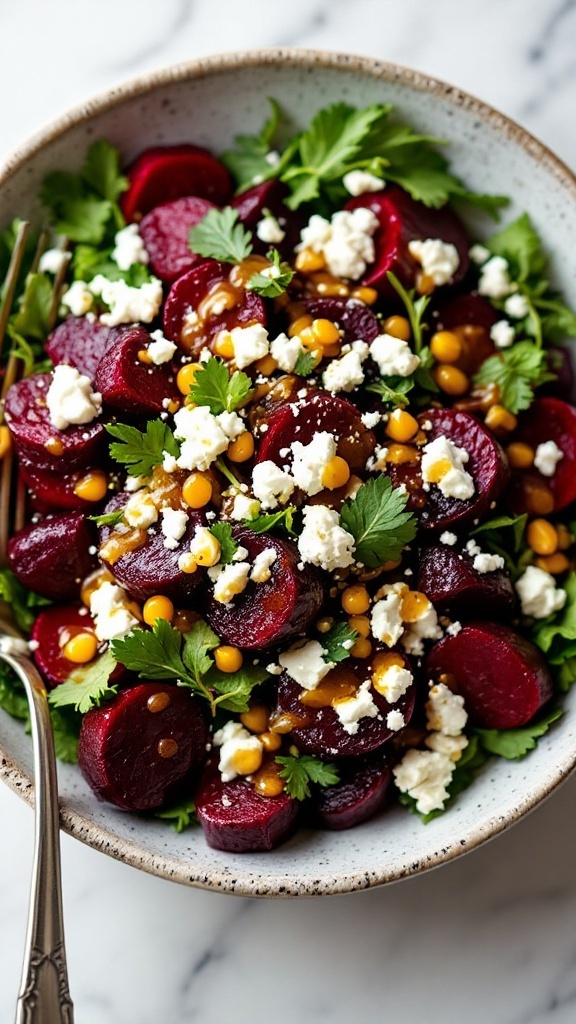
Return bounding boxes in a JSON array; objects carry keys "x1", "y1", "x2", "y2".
[
  {"x1": 205, "y1": 528, "x2": 324, "y2": 650},
  {"x1": 304, "y1": 296, "x2": 381, "y2": 345},
  {"x1": 18, "y1": 459, "x2": 103, "y2": 511},
  {"x1": 31, "y1": 603, "x2": 125, "y2": 688},
  {"x1": 45, "y1": 316, "x2": 113, "y2": 380},
  {"x1": 98, "y1": 493, "x2": 204, "y2": 602},
  {"x1": 434, "y1": 293, "x2": 499, "y2": 334},
  {"x1": 231, "y1": 179, "x2": 305, "y2": 258},
  {"x1": 426, "y1": 622, "x2": 554, "y2": 729},
  {"x1": 195, "y1": 756, "x2": 299, "y2": 852},
  {"x1": 94, "y1": 326, "x2": 179, "y2": 417},
  {"x1": 7, "y1": 511, "x2": 97, "y2": 601},
  {"x1": 140, "y1": 195, "x2": 217, "y2": 284},
  {"x1": 542, "y1": 346, "x2": 575, "y2": 403},
  {"x1": 4, "y1": 372, "x2": 105, "y2": 472},
  {"x1": 309, "y1": 754, "x2": 394, "y2": 831},
  {"x1": 78, "y1": 683, "x2": 208, "y2": 811},
  {"x1": 417, "y1": 544, "x2": 515, "y2": 618}
]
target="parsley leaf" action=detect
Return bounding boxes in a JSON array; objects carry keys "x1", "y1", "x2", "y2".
[
  {"x1": 366, "y1": 376, "x2": 413, "y2": 409},
  {"x1": 71, "y1": 243, "x2": 152, "y2": 286},
  {"x1": 340, "y1": 476, "x2": 418, "y2": 569},
  {"x1": 48, "y1": 649, "x2": 118, "y2": 715},
  {"x1": 154, "y1": 796, "x2": 198, "y2": 833},
  {"x1": 209, "y1": 522, "x2": 239, "y2": 564},
  {"x1": 293, "y1": 350, "x2": 317, "y2": 377},
  {"x1": 188, "y1": 207, "x2": 253, "y2": 264},
  {"x1": 106, "y1": 420, "x2": 179, "y2": 477},
  {"x1": 0, "y1": 661, "x2": 29, "y2": 721},
  {"x1": 473, "y1": 341, "x2": 554, "y2": 414},
  {"x1": 40, "y1": 140, "x2": 127, "y2": 244},
  {"x1": 475, "y1": 707, "x2": 564, "y2": 761},
  {"x1": 0, "y1": 568, "x2": 51, "y2": 635},
  {"x1": 243, "y1": 506, "x2": 296, "y2": 536},
  {"x1": 81, "y1": 139, "x2": 129, "y2": 205},
  {"x1": 531, "y1": 572, "x2": 576, "y2": 670},
  {"x1": 49, "y1": 706, "x2": 81, "y2": 763},
  {"x1": 89, "y1": 510, "x2": 125, "y2": 528},
  {"x1": 188, "y1": 356, "x2": 253, "y2": 415},
  {"x1": 181, "y1": 619, "x2": 220, "y2": 684},
  {"x1": 247, "y1": 248, "x2": 294, "y2": 298},
  {"x1": 275, "y1": 754, "x2": 340, "y2": 800},
  {"x1": 112, "y1": 620, "x2": 191, "y2": 682},
  {"x1": 203, "y1": 663, "x2": 270, "y2": 714},
  {"x1": 10, "y1": 273, "x2": 53, "y2": 342},
  {"x1": 221, "y1": 98, "x2": 282, "y2": 191},
  {"x1": 322, "y1": 622, "x2": 358, "y2": 664}
]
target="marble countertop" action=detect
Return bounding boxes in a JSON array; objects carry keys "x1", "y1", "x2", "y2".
[{"x1": 2, "y1": 1, "x2": 576, "y2": 1021}]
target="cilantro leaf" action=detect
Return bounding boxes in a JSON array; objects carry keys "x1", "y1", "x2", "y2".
[
  {"x1": 154, "y1": 796, "x2": 198, "y2": 833},
  {"x1": 0, "y1": 568, "x2": 51, "y2": 635},
  {"x1": 247, "y1": 248, "x2": 294, "y2": 298},
  {"x1": 475, "y1": 707, "x2": 563, "y2": 761},
  {"x1": 340, "y1": 476, "x2": 418, "y2": 569},
  {"x1": 243, "y1": 506, "x2": 296, "y2": 536},
  {"x1": 106, "y1": 420, "x2": 179, "y2": 477},
  {"x1": 112, "y1": 620, "x2": 190, "y2": 681},
  {"x1": 532, "y1": 571, "x2": 576, "y2": 662},
  {"x1": 293, "y1": 350, "x2": 317, "y2": 377},
  {"x1": 473, "y1": 341, "x2": 554, "y2": 414},
  {"x1": 49, "y1": 706, "x2": 81, "y2": 763},
  {"x1": 181, "y1": 618, "x2": 220, "y2": 681},
  {"x1": 10, "y1": 272, "x2": 53, "y2": 342},
  {"x1": 81, "y1": 139, "x2": 129, "y2": 205},
  {"x1": 89, "y1": 510, "x2": 124, "y2": 528},
  {"x1": 49, "y1": 649, "x2": 118, "y2": 714},
  {"x1": 221, "y1": 98, "x2": 282, "y2": 191},
  {"x1": 485, "y1": 213, "x2": 547, "y2": 282},
  {"x1": 71, "y1": 243, "x2": 151, "y2": 286},
  {"x1": 188, "y1": 207, "x2": 253, "y2": 264},
  {"x1": 322, "y1": 622, "x2": 358, "y2": 664},
  {"x1": 0, "y1": 661, "x2": 29, "y2": 721},
  {"x1": 209, "y1": 522, "x2": 239, "y2": 565},
  {"x1": 204, "y1": 663, "x2": 270, "y2": 714},
  {"x1": 40, "y1": 140, "x2": 127, "y2": 244},
  {"x1": 275, "y1": 754, "x2": 340, "y2": 800},
  {"x1": 188, "y1": 356, "x2": 253, "y2": 414},
  {"x1": 366, "y1": 375, "x2": 413, "y2": 409}
]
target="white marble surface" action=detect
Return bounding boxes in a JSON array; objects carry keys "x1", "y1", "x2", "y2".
[{"x1": 2, "y1": 1, "x2": 576, "y2": 1021}]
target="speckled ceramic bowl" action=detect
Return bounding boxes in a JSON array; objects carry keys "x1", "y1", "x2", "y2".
[{"x1": 2, "y1": 50, "x2": 576, "y2": 897}]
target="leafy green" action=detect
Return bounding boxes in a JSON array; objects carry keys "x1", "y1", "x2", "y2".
[
  {"x1": 209, "y1": 522, "x2": 239, "y2": 565},
  {"x1": 71, "y1": 243, "x2": 152, "y2": 286},
  {"x1": 385, "y1": 272, "x2": 430, "y2": 355},
  {"x1": 471, "y1": 513, "x2": 528, "y2": 549},
  {"x1": 10, "y1": 273, "x2": 53, "y2": 342},
  {"x1": 106, "y1": 420, "x2": 179, "y2": 477},
  {"x1": 275, "y1": 754, "x2": 340, "y2": 800},
  {"x1": 154, "y1": 796, "x2": 198, "y2": 833},
  {"x1": 247, "y1": 248, "x2": 294, "y2": 298},
  {"x1": 0, "y1": 661, "x2": 29, "y2": 721},
  {"x1": 532, "y1": 571, "x2": 576, "y2": 656},
  {"x1": 242, "y1": 506, "x2": 296, "y2": 536},
  {"x1": 470, "y1": 513, "x2": 529, "y2": 577},
  {"x1": 322, "y1": 622, "x2": 358, "y2": 664},
  {"x1": 89, "y1": 510, "x2": 125, "y2": 528},
  {"x1": 48, "y1": 649, "x2": 118, "y2": 715},
  {"x1": 0, "y1": 219, "x2": 39, "y2": 299},
  {"x1": 188, "y1": 207, "x2": 253, "y2": 264},
  {"x1": 40, "y1": 139, "x2": 127, "y2": 244},
  {"x1": 340, "y1": 476, "x2": 418, "y2": 569},
  {"x1": 221, "y1": 98, "x2": 281, "y2": 191},
  {"x1": 188, "y1": 356, "x2": 253, "y2": 415},
  {"x1": 81, "y1": 139, "x2": 129, "y2": 205},
  {"x1": 398, "y1": 736, "x2": 488, "y2": 823},
  {"x1": 49, "y1": 706, "x2": 81, "y2": 763},
  {"x1": 203, "y1": 663, "x2": 269, "y2": 714},
  {"x1": 475, "y1": 707, "x2": 564, "y2": 761},
  {"x1": 181, "y1": 619, "x2": 220, "y2": 685},
  {"x1": 293, "y1": 350, "x2": 317, "y2": 377},
  {"x1": 366, "y1": 376, "x2": 413, "y2": 409},
  {"x1": 473, "y1": 341, "x2": 554, "y2": 414},
  {"x1": 0, "y1": 568, "x2": 51, "y2": 635}
]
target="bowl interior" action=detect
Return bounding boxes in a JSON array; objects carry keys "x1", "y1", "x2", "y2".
[{"x1": 2, "y1": 50, "x2": 576, "y2": 896}]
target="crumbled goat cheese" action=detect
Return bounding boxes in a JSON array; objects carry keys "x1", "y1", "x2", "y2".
[
  {"x1": 477, "y1": 256, "x2": 515, "y2": 299},
  {"x1": 334, "y1": 680, "x2": 379, "y2": 735},
  {"x1": 256, "y1": 213, "x2": 286, "y2": 244},
  {"x1": 124, "y1": 475, "x2": 148, "y2": 493},
  {"x1": 372, "y1": 661, "x2": 413, "y2": 703},
  {"x1": 515, "y1": 565, "x2": 567, "y2": 619},
  {"x1": 408, "y1": 238, "x2": 460, "y2": 287},
  {"x1": 490, "y1": 319, "x2": 515, "y2": 349},
  {"x1": 426, "y1": 682, "x2": 468, "y2": 736},
  {"x1": 473, "y1": 551, "x2": 505, "y2": 573},
  {"x1": 123, "y1": 490, "x2": 158, "y2": 529},
  {"x1": 421, "y1": 435, "x2": 475, "y2": 501},
  {"x1": 439, "y1": 531, "x2": 457, "y2": 546},
  {"x1": 228, "y1": 323, "x2": 270, "y2": 369},
  {"x1": 393, "y1": 748, "x2": 455, "y2": 814},
  {"x1": 278, "y1": 640, "x2": 334, "y2": 690},
  {"x1": 147, "y1": 329, "x2": 177, "y2": 364},
  {"x1": 251, "y1": 461, "x2": 295, "y2": 509},
  {"x1": 370, "y1": 584, "x2": 406, "y2": 647},
  {"x1": 504, "y1": 292, "x2": 530, "y2": 318},
  {"x1": 386, "y1": 709, "x2": 406, "y2": 732},
  {"x1": 269, "y1": 332, "x2": 306, "y2": 373},
  {"x1": 425, "y1": 732, "x2": 469, "y2": 760},
  {"x1": 297, "y1": 504, "x2": 355, "y2": 572},
  {"x1": 39, "y1": 248, "x2": 70, "y2": 275},
  {"x1": 361, "y1": 411, "x2": 381, "y2": 429},
  {"x1": 61, "y1": 279, "x2": 94, "y2": 316},
  {"x1": 369, "y1": 333, "x2": 420, "y2": 377},
  {"x1": 534, "y1": 440, "x2": 564, "y2": 477},
  {"x1": 322, "y1": 341, "x2": 369, "y2": 393},
  {"x1": 229, "y1": 492, "x2": 261, "y2": 521},
  {"x1": 89, "y1": 274, "x2": 163, "y2": 326},
  {"x1": 171, "y1": 405, "x2": 244, "y2": 472},
  {"x1": 160, "y1": 508, "x2": 189, "y2": 550},
  {"x1": 250, "y1": 547, "x2": 277, "y2": 584},
  {"x1": 297, "y1": 207, "x2": 379, "y2": 280},
  {"x1": 46, "y1": 364, "x2": 102, "y2": 431},
  {"x1": 401, "y1": 600, "x2": 443, "y2": 656},
  {"x1": 469, "y1": 243, "x2": 491, "y2": 265},
  {"x1": 89, "y1": 582, "x2": 139, "y2": 641},
  {"x1": 111, "y1": 223, "x2": 150, "y2": 271},
  {"x1": 445, "y1": 621, "x2": 463, "y2": 637},
  {"x1": 342, "y1": 169, "x2": 385, "y2": 195},
  {"x1": 213, "y1": 721, "x2": 263, "y2": 783},
  {"x1": 209, "y1": 561, "x2": 251, "y2": 604},
  {"x1": 290, "y1": 432, "x2": 337, "y2": 496}
]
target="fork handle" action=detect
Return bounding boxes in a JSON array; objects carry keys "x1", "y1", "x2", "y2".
[{"x1": 0, "y1": 645, "x2": 74, "y2": 1024}]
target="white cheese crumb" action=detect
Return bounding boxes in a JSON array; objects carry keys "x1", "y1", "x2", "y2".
[
  {"x1": 515, "y1": 565, "x2": 567, "y2": 619},
  {"x1": 373, "y1": 661, "x2": 413, "y2": 703},
  {"x1": 297, "y1": 208, "x2": 379, "y2": 281},
  {"x1": 147, "y1": 329, "x2": 177, "y2": 364},
  {"x1": 445, "y1": 620, "x2": 463, "y2": 637},
  {"x1": 425, "y1": 732, "x2": 469, "y2": 759},
  {"x1": 229, "y1": 492, "x2": 261, "y2": 521},
  {"x1": 361, "y1": 411, "x2": 381, "y2": 429},
  {"x1": 269, "y1": 332, "x2": 306, "y2": 373},
  {"x1": 421, "y1": 435, "x2": 475, "y2": 501},
  {"x1": 370, "y1": 584, "x2": 406, "y2": 648},
  {"x1": 426, "y1": 682, "x2": 468, "y2": 736},
  {"x1": 111, "y1": 223, "x2": 150, "y2": 271},
  {"x1": 401, "y1": 600, "x2": 443, "y2": 656},
  {"x1": 290, "y1": 431, "x2": 337, "y2": 496},
  {"x1": 342, "y1": 170, "x2": 385, "y2": 195},
  {"x1": 473, "y1": 551, "x2": 505, "y2": 573},
  {"x1": 61, "y1": 279, "x2": 94, "y2": 317},
  {"x1": 369, "y1": 333, "x2": 420, "y2": 377},
  {"x1": 534, "y1": 440, "x2": 564, "y2": 477},
  {"x1": 123, "y1": 490, "x2": 158, "y2": 529},
  {"x1": 408, "y1": 238, "x2": 460, "y2": 287},
  {"x1": 386, "y1": 709, "x2": 406, "y2": 732},
  {"x1": 322, "y1": 341, "x2": 368, "y2": 393},
  {"x1": 334, "y1": 680, "x2": 379, "y2": 735},
  {"x1": 297, "y1": 504, "x2": 355, "y2": 572},
  {"x1": 39, "y1": 248, "x2": 70, "y2": 276},
  {"x1": 255, "y1": 213, "x2": 286, "y2": 244},
  {"x1": 209, "y1": 561, "x2": 251, "y2": 604},
  {"x1": 213, "y1": 721, "x2": 263, "y2": 783},
  {"x1": 477, "y1": 256, "x2": 514, "y2": 299},
  {"x1": 228, "y1": 323, "x2": 270, "y2": 369},
  {"x1": 160, "y1": 507, "x2": 188, "y2": 550},
  {"x1": 439, "y1": 531, "x2": 457, "y2": 546},
  {"x1": 46, "y1": 364, "x2": 102, "y2": 431},
  {"x1": 89, "y1": 582, "x2": 139, "y2": 641},
  {"x1": 172, "y1": 405, "x2": 243, "y2": 472},
  {"x1": 251, "y1": 460, "x2": 295, "y2": 509},
  {"x1": 469, "y1": 243, "x2": 490, "y2": 265},
  {"x1": 278, "y1": 639, "x2": 334, "y2": 690},
  {"x1": 250, "y1": 547, "x2": 277, "y2": 583},
  {"x1": 89, "y1": 274, "x2": 163, "y2": 326},
  {"x1": 490, "y1": 319, "x2": 515, "y2": 349},
  {"x1": 504, "y1": 293, "x2": 530, "y2": 318},
  {"x1": 393, "y1": 749, "x2": 455, "y2": 814}
]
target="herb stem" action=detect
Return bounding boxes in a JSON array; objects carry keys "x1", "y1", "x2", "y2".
[{"x1": 215, "y1": 456, "x2": 242, "y2": 488}]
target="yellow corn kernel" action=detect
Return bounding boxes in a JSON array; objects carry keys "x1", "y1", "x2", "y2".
[
  {"x1": 182, "y1": 472, "x2": 213, "y2": 509},
  {"x1": 137, "y1": 348, "x2": 153, "y2": 364},
  {"x1": 424, "y1": 457, "x2": 453, "y2": 483},
  {"x1": 311, "y1": 318, "x2": 341, "y2": 347},
  {"x1": 259, "y1": 731, "x2": 282, "y2": 753},
  {"x1": 433, "y1": 364, "x2": 470, "y2": 396},
  {"x1": 178, "y1": 553, "x2": 199, "y2": 574},
  {"x1": 0, "y1": 424, "x2": 12, "y2": 459},
  {"x1": 535, "y1": 552, "x2": 570, "y2": 575},
  {"x1": 254, "y1": 354, "x2": 278, "y2": 376},
  {"x1": 190, "y1": 529, "x2": 221, "y2": 567},
  {"x1": 430, "y1": 330, "x2": 463, "y2": 364},
  {"x1": 253, "y1": 766, "x2": 285, "y2": 795},
  {"x1": 214, "y1": 645, "x2": 243, "y2": 674},
  {"x1": 401, "y1": 590, "x2": 431, "y2": 623},
  {"x1": 348, "y1": 614, "x2": 371, "y2": 638},
  {"x1": 527, "y1": 519, "x2": 558, "y2": 556},
  {"x1": 523, "y1": 480, "x2": 555, "y2": 516},
  {"x1": 385, "y1": 443, "x2": 419, "y2": 465},
  {"x1": 316, "y1": 279, "x2": 350, "y2": 298},
  {"x1": 350, "y1": 286, "x2": 378, "y2": 305},
  {"x1": 176, "y1": 362, "x2": 202, "y2": 395},
  {"x1": 232, "y1": 746, "x2": 263, "y2": 777},
  {"x1": 417, "y1": 272, "x2": 436, "y2": 296},
  {"x1": 556, "y1": 524, "x2": 573, "y2": 551},
  {"x1": 315, "y1": 616, "x2": 334, "y2": 634},
  {"x1": 227, "y1": 431, "x2": 255, "y2": 463},
  {"x1": 309, "y1": 348, "x2": 324, "y2": 368},
  {"x1": 372, "y1": 652, "x2": 406, "y2": 693},
  {"x1": 288, "y1": 314, "x2": 313, "y2": 338},
  {"x1": 298, "y1": 326, "x2": 317, "y2": 350},
  {"x1": 321, "y1": 455, "x2": 351, "y2": 490},
  {"x1": 295, "y1": 248, "x2": 326, "y2": 273},
  {"x1": 351, "y1": 636, "x2": 372, "y2": 659},
  {"x1": 73, "y1": 470, "x2": 108, "y2": 503},
  {"x1": 240, "y1": 704, "x2": 269, "y2": 733},
  {"x1": 506, "y1": 442, "x2": 535, "y2": 470},
  {"x1": 485, "y1": 404, "x2": 518, "y2": 433},
  {"x1": 213, "y1": 332, "x2": 235, "y2": 360},
  {"x1": 62, "y1": 632, "x2": 98, "y2": 665},
  {"x1": 341, "y1": 584, "x2": 371, "y2": 615},
  {"x1": 320, "y1": 342, "x2": 342, "y2": 359},
  {"x1": 381, "y1": 558, "x2": 402, "y2": 572},
  {"x1": 385, "y1": 409, "x2": 419, "y2": 443},
  {"x1": 166, "y1": 399, "x2": 180, "y2": 415},
  {"x1": 143, "y1": 595, "x2": 175, "y2": 626},
  {"x1": 383, "y1": 315, "x2": 411, "y2": 342}
]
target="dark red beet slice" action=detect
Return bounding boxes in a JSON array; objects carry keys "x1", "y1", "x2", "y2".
[
  {"x1": 387, "y1": 407, "x2": 509, "y2": 531},
  {"x1": 18, "y1": 460, "x2": 104, "y2": 511},
  {"x1": 205, "y1": 528, "x2": 324, "y2": 650},
  {"x1": 139, "y1": 196, "x2": 216, "y2": 284},
  {"x1": 78, "y1": 683, "x2": 208, "y2": 811},
  {"x1": 8, "y1": 511, "x2": 96, "y2": 601},
  {"x1": 195, "y1": 756, "x2": 299, "y2": 852},
  {"x1": 345, "y1": 186, "x2": 469, "y2": 294},
  {"x1": 275, "y1": 652, "x2": 416, "y2": 757},
  {"x1": 231, "y1": 179, "x2": 305, "y2": 259},
  {"x1": 542, "y1": 347, "x2": 575, "y2": 403},
  {"x1": 255, "y1": 387, "x2": 376, "y2": 476},
  {"x1": 304, "y1": 296, "x2": 381, "y2": 345},
  {"x1": 426, "y1": 622, "x2": 553, "y2": 729},
  {"x1": 417, "y1": 544, "x2": 515, "y2": 618},
  {"x1": 120, "y1": 144, "x2": 232, "y2": 221},
  {"x1": 512, "y1": 397, "x2": 576, "y2": 511},
  {"x1": 4, "y1": 372, "x2": 105, "y2": 473},
  {"x1": 94, "y1": 326, "x2": 179, "y2": 417},
  {"x1": 163, "y1": 259, "x2": 267, "y2": 358},
  {"x1": 308, "y1": 753, "x2": 394, "y2": 830},
  {"x1": 45, "y1": 316, "x2": 113, "y2": 381},
  {"x1": 31, "y1": 604, "x2": 123, "y2": 688},
  {"x1": 433, "y1": 293, "x2": 497, "y2": 373}
]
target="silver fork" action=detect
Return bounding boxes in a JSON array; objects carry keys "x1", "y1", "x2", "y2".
[{"x1": 0, "y1": 225, "x2": 74, "y2": 1023}]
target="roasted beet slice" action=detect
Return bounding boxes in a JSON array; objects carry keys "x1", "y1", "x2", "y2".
[
  {"x1": 18, "y1": 460, "x2": 105, "y2": 511},
  {"x1": 45, "y1": 316, "x2": 113, "y2": 380},
  {"x1": 205, "y1": 528, "x2": 324, "y2": 650},
  {"x1": 139, "y1": 196, "x2": 216, "y2": 284},
  {"x1": 195, "y1": 756, "x2": 299, "y2": 852},
  {"x1": 255, "y1": 387, "x2": 376, "y2": 476},
  {"x1": 426, "y1": 622, "x2": 553, "y2": 729},
  {"x1": 512, "y1": 397, "x2": 576, "y2": 511},
  {"x1": 8, "y1": 511, "x2": 96, "y2": 601},
  {"x1": 274, "y1": 653, "x2": 416, "y2": 758},
  {"x1": 4, "y1": 372, "x2": 105, "y2": 473},
  {"x1": 542, "y1": 347, "x2": 575, "y2": 403},
  {"x1": 120, "y1": 144, "x2": 232, "y2": 221},
  {"x1": 433, "y1": 293, "x2": 497, "y2": 374},
  {"x1": 388, "y1": 407, "x2": 509, "y2": 531},
  {"x1": 345, "y1": 186, "x2": 469, "y2": 294},
  {"x1": 304, "y1": 296, "x2": 381, "y2": 345},
  {"x1": 163, "y1": 259, "x2": 267, "y2": 358},
  {"x1": 31, "y1": 604, "x2": 124, "y2": 688},
  {"x1": 78, "y1": 683, "x2": 208, "y2": 811},
  {"x1": 417, "y1": 544, "x2": 516, "y2": 618},
  {"x1": 231, "y1": 179, "x2": 305, "y2": 258},
  {"x1": 308, "y1": 753, "x2": 394, "y2": 830},
  {"x1": 94, "y1": 326, "x2": 179, "y2": 416}
]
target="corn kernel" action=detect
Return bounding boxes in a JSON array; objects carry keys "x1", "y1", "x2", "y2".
[
  {"x1": 143, "y1": 595, "x2": 175, "y2": 626},
  {"x1": 506, "y1": 442, "x2": 535, "y2": 469},
  {"x1": 62, "y1": 632, "x2": 98, "y2": 664},
  {"x1": 522, "y1": 480, "x2": 555, "y2": 516},
  {"x1": 298, "y1": 326, "x2": 317, "y2": 350},
  {"x1": 253, "y1": 767, "x2": 285, "y2": 795},
  {"x1": 341, "y1": 585, "x2": 371, "y2": 615},
  {"x1": 295, "y1": 248, "x2": 326, "y2": 273},
  {"x1": 535, "y1": 552, "x2": 570, "y2": 575},
  {"x1": 214, "y1": 645, "x2": 243, "y2": 673},
  {"x1": 227, "y1": 432, "x2": 255, "y2": 463},
  {"x1": 527, "y1": 519, "x2": 558, "y2": 556},
  {"x1": 182, "y1": 472, "x2": 213, "y2": 509},
  {"x1": 190, "y1": 529, "x2": 221, "y2": 567},
  {"x1": 315, "y1": 616, "x2": 334, "y2": 634},
  {"x1": 351, "y1": 636, "x2": 372, "y2": 659},
  {"x1": 137, "y1": 348, "x2": 153, "y2": 364},
  {"x1": 259, "y1": 731, "x2": 283, "y2": 753},
  {"x1": 254, "y1": 354, "x2": 278, "y2": 376},
  {"x1": 176, "y1": 363, "x2": 202, "y2": 395},
  {"x1": 311, "y1": 318, "x2": 341, "y2": 347},
  {"x1": 557, "y1": 524, "x2": 573, "y2": 551},
  {"x1": 385, "y1": 443, "x2": 419, "y2": 465},
  {"x1": 232, "y1": 746, "x2": 263, "y2": 776},
  {"x1": 178, "y1": 554, "x2": 199, "y2": 574},
  {"x1": 213, "y1": 332, "x2": 235, "y2": 360},
  {"x1": 430, "y1": 330, "x2": 463, "y2": 364},
  {"x1": 321, "y1": 455, "x2": 351, "y2": 490},
  {"x1": 240, "y1": 704, "x2": 269, "y2": 733},
  {"x1": 383, "y1": 315, "x2": 411, "y2": 342},
  {"x1": 424, "y1": 457, "x2": 452, "y2": 483},
  {"x1": 485, "y1": 404, "x2": 518, "y2": 433},
  {"x1": 288, "y1": 314, "x2": 314, "y2": 338},
  {"x1": 372, "y1": 652, "x2": 406, "y2": 693},
  {"x1": 348, "y1": 614, "x2": 371, "y2": 638},
  {"x1": 73, "y1": 470, "x2": 108, "y2": 503},
  {"x1": 385, "y1": 409, "x2": 419, "y2": 443},
  {"x1": 401, "y1": 590, "x2": 431, "y2": 623},
  {"x1": 417, "y1": 272, "x2": 436, "y2": 296},
  {"x1": 433, "y1": 365, "x2": 470, "y2": 396},
  {"x1": 0, "y1": 425, "x2": 12, "y2": 459},
  {"x1": 350, "y1": 286, "x2": 378, "y2": 305},
  {"x1": 316, "y1": 280, "x2": 350, "y2": 298},
  {"x1": 166, "y1": 399, "x2": 180, "y2": 415}
]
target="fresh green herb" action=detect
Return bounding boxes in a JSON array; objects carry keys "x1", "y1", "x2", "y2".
[
  {"x1": 531, "y1": 572, "x2": 576, "y2": 691},
  {"x1": 10, "y1": 273, "x2": 53, "y2": 342},
  {"x1": 0, "y1": 219, "x2": 39, "y2": 299},
  {"x1": 385, "y1": 272, "x2": 430, "y2": 355},
  {"x1": 48, "y1": 649, "x2": 118, "y2": 715},
  {"x1": 340, "y1": 476, "x2": 418, "y2": 569},
  {"x1": 209, "y1": 522, "x2": 239, "y2": 565},
  {"x1": 275, "y1": 754, "x2": 340, "y2": 801},
  {"x1": 322, "y1": 622, "x2": 358, "y2": 664},
  {"x1": 106, "y1": 419, "x2": 179, "y2": 477},
  {"x1": 221, "y1": 98, "x2": 281, "y2": 191},
  {"x1": 154, "y1": 796, "x2": 198, "y2": 833},
  {"x1": 247, "y1": 248, "x2": 294, "y2": 298},
  {"x1": 470, "y1": 513, "x2": 529, "y2": 577},
  {"x1": 366, "y1": 376, "x2": 413, "y2": 409},
  {"x1": 398, "y1": 736, "x2": 488, "y2": 822},
  {"x1": 471, "y1": 513, "x2": 528, "y2": 549},
  {"x1": 188, "y1": 206, "x2": 253, "y2": 264},
  {"x1": 71, "y1": 244, "x2": 152, "y2": 286},
  {"x1": 0, "y1": 662, "x2": 29, "y2": 721},
  {"x1": 203, "y1": 663, "x2": 269, "y2": 714},
  {"x1": 473, "y1": 341, "x2": 554, "y2": 415},
  {"x1": 475, "y1": 707, "x2": 564, "y2": 761},
  {"x1": 243, "y1": 506, "x2": 296, "y2": 536},
  {"x1": 89, "y1": 510, "x2": 124, "y2": 528},
  {"x1": 0, "y1": 568, "x2": 52, "y2": 635},
  {"x1": 181, "y1": 619, "x2": 220, "y2": 685},
  {"x1": 412, "y1": 346, "x2": 440, "y2": 396},
  {"x1": 49, "y1": 706, "x2": 81, "y2": 763},
  {"x1": 214, "y1": 456, "x2": 242, "y2": 489},
  {"x1": 293, "y1": 349, "x2": 317, "y2": 377},
  {"x1": 40, "y1": 139, "x2": 127, "y2": 244},
  {"x1": 188, "y1": 356, "x2": 254, "y2": 415}
]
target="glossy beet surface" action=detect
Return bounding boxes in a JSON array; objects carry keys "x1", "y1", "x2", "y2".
[
  {"x1": 513, "y1": 397, "x2": 576, "y2": 511},
  {"x1": 417, "y1": 544, "x2": 516, "y2": 618},
  {"x1": 140, "y1": 196, "x2": 216, "y2": 284},
  {"x1": 31, "y1": 604, "x2": 124, "y2": 688},
  {"x1": 94, "y1": 326, "x2": 179, "y2": 417},
  {"x1": 46, "y1": 316, "x2": 113, "y2": 380},
  {"x1": 304, "y1": 296, "x2": 381, "y2": 345},
  {"x1": 8, "y1": 512, "x2": 96, "y2": 601},
  {"x1": 18, "y1": 460, "x2": 100, "y2": 511},
  {"x1": 231, "y1": 179, "x2": 304, "y2": 258},
  {"x1": 120, "y1": 144, "x2": 232, "y2": 221},
  {"x1": 426, "y1": 622, "x2": 554, "y2": 729},
  {"x1": 309, "y1": 754, "x2": 394, "y2": 831},
  {"x1": 195, "y1": 757, "x2": 299, "y2": 853},
  {"x1": 205, "y1": 529, "x2": 324, "y2": 650},
  {"x1": 78, "y1": 683, "x2": 208, "y2": 811}
]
